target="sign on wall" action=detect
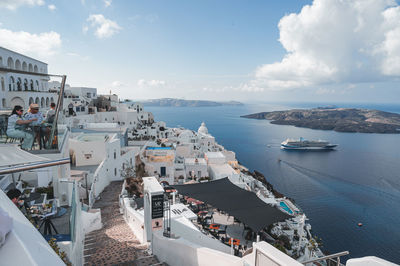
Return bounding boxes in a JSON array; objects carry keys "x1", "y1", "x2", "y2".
[{"x1": 151, "y1": 194, "x2": 164, "y2": 219}]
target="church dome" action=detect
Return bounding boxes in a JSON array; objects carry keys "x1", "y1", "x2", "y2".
[{"x1": 198, "y1": 122, "x2": 208, "y2": 135}]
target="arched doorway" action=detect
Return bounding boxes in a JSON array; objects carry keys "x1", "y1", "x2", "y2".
[
  {"x1": 46, "y1": 97, "x2": 49, "y2": 107},
  {"x1": 7, "y1": 57, "x2": 14, "y2": 69},
  {"x1": 35, "y1": 97, "x2": 39, "y2": 105},
  {"x1": 15, "y1": 60, "x2": 21, "y2": 70},
  {"x1": 23, "y1": 79, "x2": 28, "y2": 91},
  {"x1": 29, "y1": 97, "x2": 34, "y2": 105},
  {"x1": 30, "y1": 80, "x2": 34, "y2": 91},
  {"x1": 16, "y1": 78, "x2": 22, "y2": 91},
  {"x1": 41, "y1": 97, "x2": 45, "y2": 108},
  {"x1": 8, "y1": 76, "x2": 15, "y2": 91},
  {"x1": 10, "y1": 97, "x2": 25, "y2": 109}
]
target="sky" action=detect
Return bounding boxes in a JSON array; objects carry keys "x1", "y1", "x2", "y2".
[{"x1": 0, "y1": 0, "x2": 399, "y2": 103}]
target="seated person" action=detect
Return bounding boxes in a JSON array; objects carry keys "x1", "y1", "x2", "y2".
[
  {"x1": 6, "y1": 105, "x2": 37, "y2": 150},
  {"x1": 45, "y1": 102, "x2": 56, "y2": 124},
  {"x1": 24, "y1": 104, "x2": 47, "y2": 147},
  {"x1": 6, "y1": 189, "x2": 22, "y2": 207},
  {"x1": 24, "y1": 103, "x2": 44, "y2": 126}
]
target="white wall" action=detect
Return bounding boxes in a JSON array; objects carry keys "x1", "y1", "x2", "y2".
[
  {"x1": 69, "y1": 138, "x2": 106, "y2": 166},
  {"x1": 152, "y1": 231, "x2": 243, "y2": 266},
  {"x1": 121, "y1": 197, "x2": 145, "y2": 243}
]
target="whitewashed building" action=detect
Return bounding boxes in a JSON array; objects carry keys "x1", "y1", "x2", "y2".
[{"x1": 0, "y1": 47, "x2": 56, "y2": 110}]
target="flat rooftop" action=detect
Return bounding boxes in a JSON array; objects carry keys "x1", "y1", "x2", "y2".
[{"x1": 205, "y1": 152, "x2": 225, "y2": 159}]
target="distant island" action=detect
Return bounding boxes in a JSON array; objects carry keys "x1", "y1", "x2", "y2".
[
  {"x1": 241, "y1": 108, "x2": 400, "y2": 134},
  {"x1": 134, "y1": 98, "x2": 243, "y2": 107}
]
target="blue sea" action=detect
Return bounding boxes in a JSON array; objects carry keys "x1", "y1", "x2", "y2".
[{"x1": 145, "y1": 102, "x2": 400, "y2": 263}]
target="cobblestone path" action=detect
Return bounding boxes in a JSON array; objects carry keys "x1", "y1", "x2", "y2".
[{"x1": 84, "y1": 181, "x2": 163, "y2": 266}]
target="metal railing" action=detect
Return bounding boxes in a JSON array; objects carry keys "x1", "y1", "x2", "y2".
[{"x1": 302, "y1": 251, "x2": 349, "y2": 266}]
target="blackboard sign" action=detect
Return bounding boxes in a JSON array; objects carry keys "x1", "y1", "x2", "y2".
[{"x1": 151, "y1": 194, "x2": 164, "y2": 219}]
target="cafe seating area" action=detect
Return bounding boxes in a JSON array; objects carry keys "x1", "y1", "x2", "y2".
[
  {"x1": 179, "y1": 195, "x2": 257, "y2": 257},
  {"x1": 20, "y1": 188, "x2": 70, "y2": 238}
]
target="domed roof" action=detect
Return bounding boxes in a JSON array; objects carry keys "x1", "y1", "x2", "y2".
[
  {"x1": 198, "y1": 122, "x2": 208, "y2": 135},
  {"x1": 179, "y1": 129, "x2": 195, "y2": 139}
]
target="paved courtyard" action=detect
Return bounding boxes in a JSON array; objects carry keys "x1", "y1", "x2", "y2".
[{"x1": 84, "y1": 181, "x2": 163, "y2": 266}]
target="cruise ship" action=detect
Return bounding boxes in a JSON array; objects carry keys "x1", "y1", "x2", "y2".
[{"x1": 281, "y1": 137, "x2": 338, "y2": 150}]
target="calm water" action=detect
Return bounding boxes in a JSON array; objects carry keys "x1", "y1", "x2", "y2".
[{"x1": 145, "y1": 103, "x2": 400, "y2": 263}]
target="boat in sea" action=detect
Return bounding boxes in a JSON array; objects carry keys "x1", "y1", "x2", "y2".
[{"x1": 281, "y1": 137, "x2": 338, "y2": 150}]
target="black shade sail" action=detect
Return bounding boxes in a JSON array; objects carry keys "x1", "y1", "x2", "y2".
[{"x1": 172, "y1": 178, "x2": 291, "y2": 232}]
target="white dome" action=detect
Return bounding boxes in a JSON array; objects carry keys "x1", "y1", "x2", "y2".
[
  {"x1": 198, "y1": 122, "x2": 208, "y2": 135},
  {"x1": 179, "y1": 129, "x2": 195, "y2": 139}
]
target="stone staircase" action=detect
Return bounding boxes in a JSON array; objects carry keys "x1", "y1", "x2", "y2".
[{"x1": 83, "y1": 181, "x2": 166, "y2": 266}]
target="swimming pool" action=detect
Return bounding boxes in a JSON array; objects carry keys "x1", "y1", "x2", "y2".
[{"x1": 280, "y1": 201, "x2": 293, "y2": 214}]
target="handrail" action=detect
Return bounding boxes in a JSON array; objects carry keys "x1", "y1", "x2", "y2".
[{"x1": 302, "y1": 251, "x2": 349, "y2": 265}]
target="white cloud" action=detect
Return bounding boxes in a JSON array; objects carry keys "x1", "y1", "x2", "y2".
[
  {"x1": 104, "y1": 0, "x2": 112, "y2": 7},
  {"x1": 0, "y1": 26, "x2": 61, "y2": 58},
  {"x1": 48, "y1": 4, "x2": 56, "y2": 11},
  {"x1": 137, "y1": 79, "x2": 166, "y2": 87},
  {"x1": 251, "y1": 0, "x2": 400, "y2": 91},
  {"x1": 0, "y1": 0, "x2": 44, "y2": 10},
  {"x1": 111, "y1": 80, "x2": 124, "y2": 87},
  {"x1": 86, "y1": 14, "x2": 121, "y2": 39}
]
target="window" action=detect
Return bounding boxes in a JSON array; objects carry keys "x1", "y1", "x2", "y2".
[
  {"x1": 114, "y1": 151, "x2": 116, "y2": 159},
  {"x1": 87, "y1": 92, "x2": 91, "y2": 98},
  {"x1": 1, "y1": 77, "x2": 4, "y2": 91},
  {"x1": 114, "y1": 168, "x2": 117, "y2": 176}
]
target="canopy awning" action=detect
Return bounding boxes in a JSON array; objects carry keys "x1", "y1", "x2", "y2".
[
  {"x1": 172, "y1": 178, "x2": 291, "y2": 232},
  {"x1": 0, "y1": 145, "x2": 70, "y2": 175}
]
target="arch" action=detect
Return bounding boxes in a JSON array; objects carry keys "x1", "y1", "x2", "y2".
[
  {"x1": 33, "y1": 65, "x2": 38, "y2": 73},
  {"x1": 35, "y1": 97, "x2": 39, "y2": 105},
  {"x1": 41, "y1": 97, "x2": 45, "y2": 108},
  {"x1": 2, "y1": 99, "x2": 6, "y2": 108},
  {"x1": 0, "y1": 56, "x2": 3, "y2": 67},
  {"x1": 15, "y1": 60, "x2": 21, "y2": 70},
  {"x1": 50, "y1": 97, "x2": 54, "y2": 103},
  {"x1": 46, "y1": 97, "x2": 49, "y2": 107},
  {"x1": 10, "y1": 97, "x2": 25, "y2": 109},
  {"x1": 28, "y1": 63, "x2": 33, "y2": 72},
  {"x1": 7, "y1": 57, "x2": 14, "y2": 69},
  {"x1": 29, "y1": 97, "x2": 34, "y2": 105},
  {"x1": 30, "y1": 79, "x2": 34, "y2": 91},
  {"x1": 22, "y1": 61, "x2": 27, "y2": 71},
  {"x1": 35, "y1": 80, "x2": 39, "y2": 90},
  {"x1": 1, "y1": 77, "x2": 4, "y2": 91},
  {"x1": 8, "y1": 76, "x2": 15, "y2": 91},
  {"x1": 16, "y1": 77, "x2": 22, "y2": 91},
  {"x1": 23, "y1": 78, "x2": 28, "y2": 91}
]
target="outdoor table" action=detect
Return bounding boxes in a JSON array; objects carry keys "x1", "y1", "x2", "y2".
[{"x1": 228, "y1": 238, "x2": 240, "y2": 246}]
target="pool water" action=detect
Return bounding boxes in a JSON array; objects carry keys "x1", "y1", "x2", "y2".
[{"x1": 280, "y1": 201, "x2": 293, "y2": 214}]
